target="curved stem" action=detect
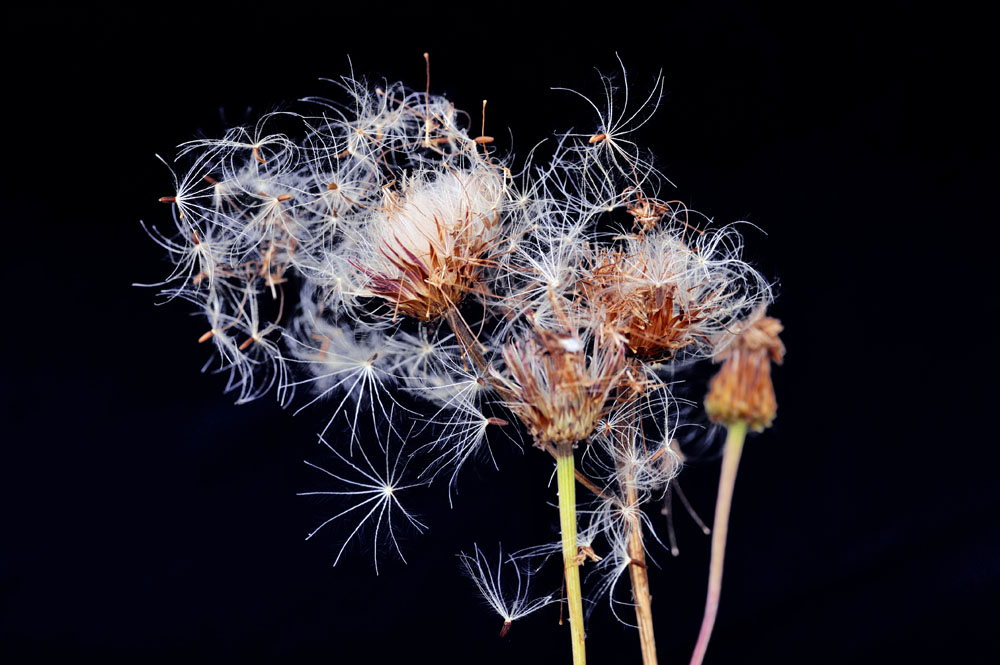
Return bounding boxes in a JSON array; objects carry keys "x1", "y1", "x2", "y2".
[
  {"x1": 689, "y1": 421, "x2": 747, "y2": 665},
  {"x1": 556, "y1": 443, "x2": 586, "y2": 665}
]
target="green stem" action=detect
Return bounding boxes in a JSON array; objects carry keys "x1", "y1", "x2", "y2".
[
  {"x1": 689, "y1": 421, "x2": 748, "y2": 665},
  {"x1": 556, "y1": 442, "x2": 586, "y2": 665}
]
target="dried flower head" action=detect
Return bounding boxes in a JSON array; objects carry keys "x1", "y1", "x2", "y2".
[
  {"x1": 583, "y1": 223, "x2": 771, "y2": 363},
  {"x1": 498, "y1": 319, "x2": 627, "y2": 447},
  {"x1": 357, "y1": 167, "x2": 505, "y2": 321},
  {"x1": 585, "y1": 244, "x2": 711, "y2": 360},
  {"x1": 704, "y1": 308, "x2": 785, "y2": 431}
]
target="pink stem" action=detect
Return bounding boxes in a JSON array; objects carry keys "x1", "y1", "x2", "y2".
[{"x1": 689, "y1": 421, "x2": 747, "y2": 665}]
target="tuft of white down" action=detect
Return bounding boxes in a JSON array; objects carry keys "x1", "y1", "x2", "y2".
[{"x1": 367, "y1": 167, "x2": 505, "y2": 274}]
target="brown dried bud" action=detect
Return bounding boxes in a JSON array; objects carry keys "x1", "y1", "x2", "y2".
[{"x1": 704, "y1": 310, "x2": 784, "y2": 432}]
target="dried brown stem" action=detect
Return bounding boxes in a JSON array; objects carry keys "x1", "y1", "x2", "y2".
[
  {"x1": 626, "y1": 481, "x2": 657, "y2": 665},
  {"x1": 615, "y1": 448, "x2": 658, "y2": 665},
  {"x1": 442, "y1": 307, "x2": 497, "y2": 387}
]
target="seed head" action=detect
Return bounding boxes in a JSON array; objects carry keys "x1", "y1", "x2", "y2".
[
  {"x1": 584, "y1": 245, "x2": 711, "y2": 360},
  {"x1": 583, "y1": 223, "x2": 770, "y2": 363},
  {"x1": 498, "y1": 321, "x2": 627, "y2": 447},
  {"x1": 358, "y1": 168, "x2": 503, "y2": 321}
]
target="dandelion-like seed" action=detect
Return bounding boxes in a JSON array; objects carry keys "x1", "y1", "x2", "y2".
[
  {"x1": 555, "y1": 56, "x2": 665, "y2": 182},
  {"x1": 299, "y1": 433, "x2": 426, "y2": 575},
  {"x1": 458, "y1": 543, "x2": 556, "y2": 637},
  {"x1": 284, "y1": 318, "x2": 401, "y2": 444}
]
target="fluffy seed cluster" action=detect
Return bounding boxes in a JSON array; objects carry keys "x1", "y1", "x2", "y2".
[
  {"x1": 358, "y1": 168, "x2": 504, "y2": 321},
  {"x1": 143, "y1": 63, "x2": 776, "y2": 629}
]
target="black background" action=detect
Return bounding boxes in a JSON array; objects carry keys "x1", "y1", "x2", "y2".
[{"x1": 2, "y1": 3, "x2": 997, "y2": 663}]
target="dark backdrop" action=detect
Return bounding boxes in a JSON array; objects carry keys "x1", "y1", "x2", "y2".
[{"x1": 2, "y1": 3, "x2": 996, "y2": 663}]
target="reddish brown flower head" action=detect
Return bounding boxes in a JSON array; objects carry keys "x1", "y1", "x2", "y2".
[
  {"x1": 704, "y1": 310, "x2": 785, "y2": 431},
  {"x1": 583, "y1": 246, "x2": 713, "y2": 361}
]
